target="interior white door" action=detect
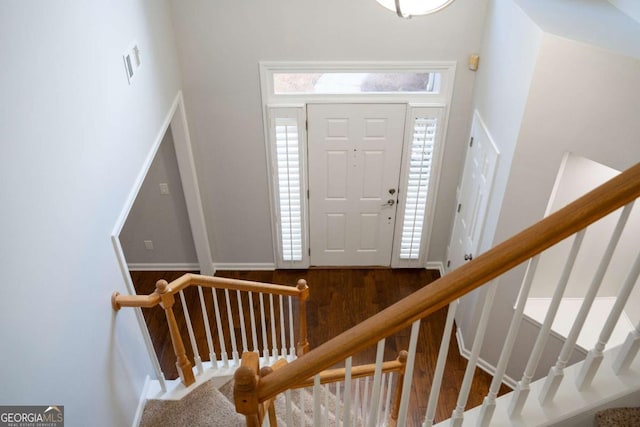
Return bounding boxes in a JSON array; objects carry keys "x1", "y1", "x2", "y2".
[
  {"x1": 308, "y1": 103, "x2": 406, "y2": 266},
  {"x1": 447, "y1": 112, "x2": 499, "y2": 272}
]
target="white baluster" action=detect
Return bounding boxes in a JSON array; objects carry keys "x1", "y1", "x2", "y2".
[
  {"x1": 179, "y1": 290, "x2": 203, "y2": 375},
  {"x1": 576, "y1": 248, "x2": 640, "y2": 389},
  {"x1": 313, "y1": 374, "x2": 321, "y2": 427},
  {"x1": 335, "y1": 382, "x2": 341, "y2": 427},
  {"x1": 354, "y1": 378, "x2": 361, "y2": 426},
  {"x1": 288, "y1": 296, "x2": 295, "y2": 357},
  {"x1": 397, "y1": 320, "x2": 421, "y2": 426},
  {"x1": 269, "y1": 294, "x2": 278, "y2": 360},
  {"x1": 363, "y1": 376, "x2": 370, "y2": 426},
  {"x1": 539, "y1": 203, "x2": 632, "y2": 405},
  {"x1": 300, "y1": 387, "x2": 305, "y2": 427},
  {"x1": 383, "y1": 373, "x2": 394, "y2": 426},
  {"x1": 423, "y1": 301, "x2": 458, "y2": 427},
  {"x1": 323, "y1": 383, "x2": 329, "y2": 427},
  {"x1": 375, "y1": 373, "x2": 387, "y2": 426},
  {"x1": 285, "y1": 388, "x2": 293, "y2": 426},
  {"x1": 479, "y1": 254, "x2": 541, "y2": 425},
  {"x1": 344, "y1": 356, "x2": 353, "y2": 427},
  {"x1": 450, "y1": 283, "x2": 498, "y2": 427},
  {"x1": 196, "y1": 286, "x2": 216, "y2": 369},
  {"x1": 236, "y1": 290, "x2": 248, "y2": 354},
  {"x1": 368, "y1": 339, "x2": 386, "y2": 427},
  {"x1": 211, "y1": 288, "x2": 228, "y2": 367},
  {"x1": 280, "y1": 295, "x2": 287, "y2": 357},
  {"x1": 259, "y1": 293, "x2": 269, "y2": 359},
  {"x1": 248, "y1": 292, "x2": 259, "y2": 353},
  {"x1": 613, "y1": 320, "x2": 640, "y2": 374},
  {"x1": 509, "y1": 231, "x2": 585, "y2": 417},
  {"x1": 224, "y1": 289, "x2": 239, "y2": 365}
]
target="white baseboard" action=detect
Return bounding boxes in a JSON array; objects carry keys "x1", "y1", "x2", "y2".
[
  {"x1": 127, "y1": 263, "x2": 200, "y2": 271},
  {"x1": 132, "y1": 375, "x2": 150, "y2": 427},
  {"x1": 426, "y1": 261, "x2": 446, "y2": 277},
  {"x1": 455, "y1": 328, "x2": 518, "y2": 389},
  {"x1": 213, "y1": 263, "x2": 276, "y2": 271}
]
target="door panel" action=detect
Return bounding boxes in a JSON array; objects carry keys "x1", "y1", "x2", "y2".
[
  {"x1": 308, "y1": 104, "x2": 406, "y2": 266},
  {"x1": 448, "y1": 112, "x2": 499, "y2": 271}
]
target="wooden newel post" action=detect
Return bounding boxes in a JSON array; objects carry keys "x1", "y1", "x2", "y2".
[
  {"x1": 391, "y1": 350, "x2": 409, "y2": 422},
  {"x1": 234, "y1": 352, "x2": 261, "y2": 427},
  {"x1": 156, "y1": 279, "x2": 195, "y2": 387},
  {"x1": 296, "y1": 279, "x2": 310, "y2": 356},
  {"x1": 259, "y1": 366, "x2": 278, "y2": 427}
]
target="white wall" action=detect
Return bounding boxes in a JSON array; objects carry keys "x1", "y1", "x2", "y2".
[
  {"x1": 121, "y1": 129, "x2": 198, "y2": 267},
  {"x1": 168, "y1": 0, "x2": 489, "y2": 266},
  {"x1": 608, "y1": 0, "x2": 640, "y2": 24},
  {"x1": 455, "y1": 0, "x2": 543, "y2": 349},
  {"x1": 516, "y1": 0, "x2": 640, "y2": 58},
  {"x1": 529, "y1": 155, "x2": 640, "y2": 303},
  {"x1": 0, "y1": 1, "x2": 181, "y2": 425},
  {"x1": 479, "y1": 33, "x2": 640, "y2": 379}
]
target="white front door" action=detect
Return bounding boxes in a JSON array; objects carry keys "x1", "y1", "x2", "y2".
[
  {"x1": 447, "y1": 112, "x2": 499, "y2": 272},
  {"x1": 307, "y1": 104, "x2": 406, "y2": 266}
]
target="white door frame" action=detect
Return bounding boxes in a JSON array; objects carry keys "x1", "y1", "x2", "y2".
[{"x1": 260, "y1": 61, "x2": 457, "y2": 268}]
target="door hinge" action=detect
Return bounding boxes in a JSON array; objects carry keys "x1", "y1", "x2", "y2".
[
  {"x1": 307, "y1": 189, "x2": 310, "y2": 199},
  {"x1": 457, "y1": 203, "x2": 462, "y2": 213},
  {"x1": 447, "y1": 260, "x2": 451, "y2": 268},
  {"x1": 308, "y1": 248, "x2": 311, "y2": 256},
  {"x1": 469, "y1": 137, "x2": 474, "y2": 147},
  {"x1": 305, "y1": 120, "x2": 308, "y2": 131}
]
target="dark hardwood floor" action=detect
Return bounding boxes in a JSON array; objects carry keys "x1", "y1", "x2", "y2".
[{"x1": 130, "y1": 268, "x2": 510, "y2": 425}]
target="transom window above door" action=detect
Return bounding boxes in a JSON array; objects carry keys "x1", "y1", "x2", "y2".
[
  {"x1": 272, "y1": 71, "x2": 441, "y2": 95},
  {"x1": 260, "y1": 61, "x2": 456, "y2": 104},
  {"x1": 260, "y1": 62, "x2": 455, "y2": 269}
]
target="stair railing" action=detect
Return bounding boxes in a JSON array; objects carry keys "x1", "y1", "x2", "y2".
[
  {"x1": 112, "y1": 273, "x2": 310, "y2": 389},
  {"x1": 236, "y1": 162, "x2": 640, "y2": 424},
  {"x1": 235, "y1": 350, "x2": 409, "y2": 426}
]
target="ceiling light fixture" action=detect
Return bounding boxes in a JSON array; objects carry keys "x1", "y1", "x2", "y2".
[{"x1": 376, "y1": 0, "x2": 455, "y2": 18}]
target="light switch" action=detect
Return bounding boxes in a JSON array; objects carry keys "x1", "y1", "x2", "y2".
[
  {"x1": 159, "y1": 183, "x2": 170, "y2": 195},
  {"x1": 144, "y1": 240, "x2": 154, "y2": 250}
]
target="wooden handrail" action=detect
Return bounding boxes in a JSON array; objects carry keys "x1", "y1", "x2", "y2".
[
  {"x1": 112, "y1": 273, "x2": 303, "y2": 310},
  {"x1": 112, "y1": 272, "x2": 310, "y2": 390},
  {"x1": 290, "y1": 352, "x2": 406, "y2": 389},
  {"x1": 235, "y1": 352, "x2": 408, "y2": 425},
  {"x1": 256, "y1": 161, "x2": 640, "y2": 401},
  {"x1": 290, "y1": 350, "x2": 408, "y2": 389}
]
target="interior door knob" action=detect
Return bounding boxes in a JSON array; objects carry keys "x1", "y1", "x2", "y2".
[
  {"x1": 464, "y1": 253, "x2": 473, "y2": 261},
  {"x1": 381, "y1": 199, "x2": 396, "y2": 207}
]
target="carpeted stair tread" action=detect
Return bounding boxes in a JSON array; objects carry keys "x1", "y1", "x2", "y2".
[
  {"x1": 594, "y1": 407, "x2": 640, "y2": 426},
  {"x1": 140, "y1": 378, "x2": 244, "y2": 427}
]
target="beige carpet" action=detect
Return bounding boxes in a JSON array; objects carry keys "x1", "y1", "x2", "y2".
[
  {"x1": 594, "y1": 408, "x2": 640, "y2": 426},
  {"x1": 139, "y1": 379, "x2": 245, "y2": 427},
  {"x1": 140, "y1": 375, "x2": 368, "y2": 426}
]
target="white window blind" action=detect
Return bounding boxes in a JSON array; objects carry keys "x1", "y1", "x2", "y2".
[
  {"x1": 400, "y1": 117, "x2": 437, "y2": 259},
  {"x1": 275, "y1": 118, "x2": 303, "y2": 262}
]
